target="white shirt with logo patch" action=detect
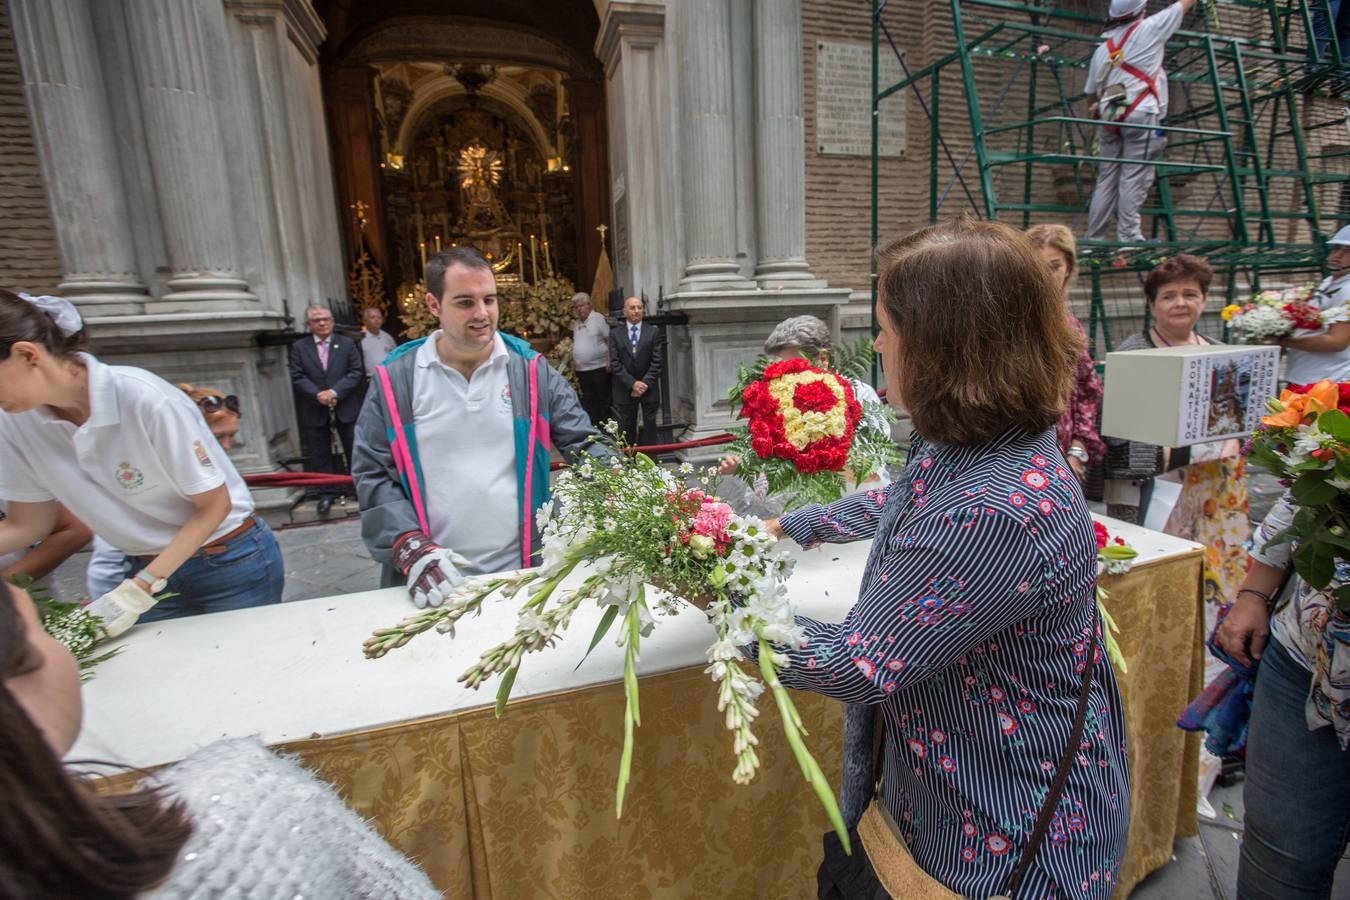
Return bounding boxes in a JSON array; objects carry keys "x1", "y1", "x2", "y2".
[
  {"x1": 412, "y1": 332, "x2": 520, "y2": 575},
  {"x1": 0, "y1": 355, "x2": 253, "y2": 556}
]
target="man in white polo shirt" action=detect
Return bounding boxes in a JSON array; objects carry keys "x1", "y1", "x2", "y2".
[
  {"x1": 359, "y1": 306, "x2": 398, "y2": 378},
  {"x1": 352, "y1": 247, "x2": 613, "y2": 608},
  {"x1": 570, "y1": 291, "x2": 610, "y2": 427}
]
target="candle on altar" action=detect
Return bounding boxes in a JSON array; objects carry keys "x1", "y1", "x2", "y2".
[
  {"x1": 418, "y1": 241, "x2": 427, "y2": 270},
  {"x1": 517, "y1": 242, "x2": 525, "y2": 280},
  {"x1": 543, "y1": 239, "x2": 553, "y2": 276},
  {"x1": 433, "y1": 234, "x2": 441, "y2": 252},
  {"x1": 529, "y1": 234, "x2": 538, "y2": 283}
]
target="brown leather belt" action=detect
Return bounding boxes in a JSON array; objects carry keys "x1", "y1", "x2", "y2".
[{"x1": 193, "y1": 515, "x2": 259, "y2": 558}]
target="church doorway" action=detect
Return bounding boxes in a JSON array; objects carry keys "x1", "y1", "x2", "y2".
[{"x1": 318, "y1": 3, "x2": 609, "y2": 345}]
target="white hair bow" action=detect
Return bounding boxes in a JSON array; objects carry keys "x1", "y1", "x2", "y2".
[{"x1": 18, "y1": 292, "x2": 83, "y2": 337}]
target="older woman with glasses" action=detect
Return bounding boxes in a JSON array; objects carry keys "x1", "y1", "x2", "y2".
[{"x1": 1104, "y1": 254, "x2": 1250, "y2": 651}]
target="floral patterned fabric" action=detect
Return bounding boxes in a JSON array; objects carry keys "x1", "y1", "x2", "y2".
[
  {"x1": 773, "y1": 428, "x2": 1131, "y2": 899},
  {"x1": 1252, "y1": 491, "x2": 1350, "y2": 750},
  {"x1": 1058, "y1": 316, "x2": 1107, "y2": 465}
]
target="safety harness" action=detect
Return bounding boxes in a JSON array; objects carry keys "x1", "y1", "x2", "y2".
[{"x1": 1102, "y1": 20, "x2": 1163, "y2": 123}]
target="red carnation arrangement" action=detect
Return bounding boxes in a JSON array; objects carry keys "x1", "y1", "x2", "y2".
[{"x1": 740, "y1": 358, "x2": 862, "y2": 474}]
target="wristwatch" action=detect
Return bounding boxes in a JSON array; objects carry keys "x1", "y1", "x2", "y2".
[
  {"x1": 1066, "y1": 445, "x2": 1090, "y2": 463},
  {"x1": 134, "y1": 570, "x2": 169, "y2": 594}
]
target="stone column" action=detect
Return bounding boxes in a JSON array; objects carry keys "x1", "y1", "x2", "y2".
[
  {"x1": 8, "y1": 0, "x2": 149, "y2": 314},
  {"x1": 676, "y1": 0, "x2": 752, "y2": 291},
  {"x1": 123, "y1": 0, "x2": 258, "y2": 305},
  {"x1": 751, "y1": 0, "x2": 821, "y2": 286}
]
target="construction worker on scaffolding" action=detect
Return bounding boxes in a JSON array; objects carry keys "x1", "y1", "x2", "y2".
[{"x1": 1084, "y1": 0, "x2": 1198, "y2": 244}]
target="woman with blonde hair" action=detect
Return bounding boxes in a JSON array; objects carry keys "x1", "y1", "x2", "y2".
[{"x1": 1025, "y1": 223, "x2": 1105, "y2": 481}]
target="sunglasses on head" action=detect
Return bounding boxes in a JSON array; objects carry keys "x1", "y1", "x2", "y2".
[{"x1": 197, "y1": 395, "x2": 241, "y2": 415}]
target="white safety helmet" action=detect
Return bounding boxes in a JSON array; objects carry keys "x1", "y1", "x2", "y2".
[
  {"x1": 1328, "y1": 225, "x2": 1350, "y2": 247},
  {"x1": 1108, "y1": 0, "x2": 1147, "y2": 19}
]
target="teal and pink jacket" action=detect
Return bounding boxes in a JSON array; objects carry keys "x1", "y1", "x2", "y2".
[{"x1": 351, "y1": 332, "x2": 611, "y2": 584}]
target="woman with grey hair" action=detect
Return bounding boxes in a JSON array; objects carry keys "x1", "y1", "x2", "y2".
[{"x1": 762, "y1": 314, "x2": 833, "y2": 361}]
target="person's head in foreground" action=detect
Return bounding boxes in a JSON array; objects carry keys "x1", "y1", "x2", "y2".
[
  {"x1": 874, "y1": 218, "x2": 1080, "y2": 445},
  {"x1": 1143, "y1": 254, "x2": 1212, "y2": 344},
  {"x1": 0, "y1": 581, "x2": 192, "y2": 896}
]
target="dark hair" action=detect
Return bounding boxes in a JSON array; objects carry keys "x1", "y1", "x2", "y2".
[
  {"x1": 0, "y1": 289, "x2": 87, "y2": 362},
  {"x1": 876, "y1": 218, "x2": 1081, "y2": 445},
  {"x1": 1143, "y1": 254, "x2": 1213, "y2": 303},
  {"x1": 425, "y1": 246, "x2": 493, "y2": 301},
  {"x1": 0, "y1": 583, "x2": 192, "y2": 898}
]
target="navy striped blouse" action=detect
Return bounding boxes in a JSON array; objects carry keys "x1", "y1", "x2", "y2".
[{"x1": 773, "y1": 427, "x2": 1130, "y2": 899}]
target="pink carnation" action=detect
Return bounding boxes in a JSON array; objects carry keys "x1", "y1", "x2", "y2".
[{"x1": 692, "y1": 500, "x2": 733, "y2": 541}]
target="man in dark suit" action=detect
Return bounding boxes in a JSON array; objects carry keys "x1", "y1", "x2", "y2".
[
  {"x1": 609, "y1": 295, "x2": 664, "y2": 446},
  {"x1": 289, "y1": 304, "x2": 364, "y2": 515}
]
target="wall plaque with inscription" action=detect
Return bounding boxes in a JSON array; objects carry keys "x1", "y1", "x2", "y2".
[{"x1": 815, "y1": 40, "x2": 906, "y2": 158}]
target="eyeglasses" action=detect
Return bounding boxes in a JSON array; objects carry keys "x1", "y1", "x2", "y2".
[{"x1": 197, "y1": 395, "x2": 241, "y2": 416}]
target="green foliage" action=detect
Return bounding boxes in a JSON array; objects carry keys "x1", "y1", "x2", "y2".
[{"x1": 9, "y1": 576, "x2": 120, "y2": 680}]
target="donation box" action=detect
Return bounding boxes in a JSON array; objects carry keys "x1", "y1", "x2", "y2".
[{"x1": 1100, "y1": 343, "x2": 1280, "y2": 447}]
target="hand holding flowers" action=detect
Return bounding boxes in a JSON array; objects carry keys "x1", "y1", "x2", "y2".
[{"x1": 363, "y1": 435, "x2": 850, "y2": 849}]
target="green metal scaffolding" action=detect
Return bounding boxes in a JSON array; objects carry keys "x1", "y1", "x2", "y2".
[{"x1": 870, "y1": 0, "x2": 1345, "y2": 356}]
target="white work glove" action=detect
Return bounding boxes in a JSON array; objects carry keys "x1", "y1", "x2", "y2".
[
  {"x1": 391, "y1": 530, "x2": 471, "y2": 609},
  {"x1": 87, "y1": 579, "x2": 157, "y2": 639}
]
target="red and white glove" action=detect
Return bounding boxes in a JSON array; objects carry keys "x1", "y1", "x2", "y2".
[
  {"x1": 87, "y1": 579, "x2": 157, "y2": 639},
  {"x1": 392, "y1": 531, "x2": 470, "y2": 609}
]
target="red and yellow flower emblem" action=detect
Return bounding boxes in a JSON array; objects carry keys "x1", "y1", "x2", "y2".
[{"x1": 740, "y1": 358, "x2": 862, "y2": 473}]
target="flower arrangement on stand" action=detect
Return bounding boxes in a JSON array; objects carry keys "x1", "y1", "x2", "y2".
[
  {"x1": 1244, "y1": 380, "x2": 1350, "y2": 608},
  {"x1": 1093, "y1": 521, "x2": 1138, "y2": 674},
  {"x1": 724, "y1": 357, "x2": 903, "y2": 510},
  {"x1": 1221, "y1": 284, "x2": 1347, "y2": 344},
  {"x1": 499, "y1": 275, "x2": 577, "y2": 345},
  {"x1": 363, "y1": 430, "x2": 849, "y2": 849}
]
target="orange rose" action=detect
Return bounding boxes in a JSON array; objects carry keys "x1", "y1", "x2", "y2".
[{"x1": 1259, "y1": 380, "x2": 1339, "y2": 428}]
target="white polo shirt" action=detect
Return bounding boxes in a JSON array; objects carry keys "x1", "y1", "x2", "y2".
[
  {"x1": 571, "y1": 310, "x2": 610, "y2": 372},
  {"x1": 0, "y1": 355, "x2": 254, "y2": 556},
  {"x1": 413, "y1": 332, "x2": 520, "y2": 575},
  {"x1": 360, "y1": 329, "x2": 398, "y2": 376},
  {"x1": 1285, "y1": 273, "x2": 1350, "y2": 384}
]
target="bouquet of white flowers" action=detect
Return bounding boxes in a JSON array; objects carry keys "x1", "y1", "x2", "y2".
[
  {"x1": 1223, "y1": 284, "x2": 1346, "y2": 344},
  {"x1": 364, "y1": 432, "x2": 849, "y2": 848}
]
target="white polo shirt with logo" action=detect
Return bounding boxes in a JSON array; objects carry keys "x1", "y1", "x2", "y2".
[
  {"x1": 412, "y1": 331, "x2": 520, "y2": 576},
  {"x1": 0, "y1": 355, "x2": 254, "y2": 556}
]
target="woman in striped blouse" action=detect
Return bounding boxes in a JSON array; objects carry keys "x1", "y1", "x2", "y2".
[{"x1": 763, "y1": 219, "x2": 1130, "y2": 898}]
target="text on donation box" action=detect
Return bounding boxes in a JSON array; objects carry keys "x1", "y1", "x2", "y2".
[{"x1": 1100, "y1": 344, "x2": 1280, "y2": 447}]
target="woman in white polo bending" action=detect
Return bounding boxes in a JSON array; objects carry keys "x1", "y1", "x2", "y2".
[{"x1": 0, "y1": 290, "x2": 283, "y2": 636}]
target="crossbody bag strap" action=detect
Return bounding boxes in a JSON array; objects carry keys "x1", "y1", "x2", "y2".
[
  {"x1": 1004, "y1": 614, "x2": 1098, "y2": 897},
  {"x1": 868, "y1": 613, "x2": 1098, "y2": 898}
]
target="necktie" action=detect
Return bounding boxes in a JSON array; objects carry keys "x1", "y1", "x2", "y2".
[
  {"x1": 630, "y1": 325, "x2": 639, "y2": 349},
  {"x1": 317, "y1": 338, "x2": 330, "y2": 370}
]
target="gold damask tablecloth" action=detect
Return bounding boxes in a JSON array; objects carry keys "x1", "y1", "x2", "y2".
[{"x1": 276, "y1": 548, "x2": 1204, "y2": 899}]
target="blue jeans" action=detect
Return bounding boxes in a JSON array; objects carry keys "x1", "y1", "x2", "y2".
[
  {"x1": 1238, "y1": 640, "x2": 1350, "y2": 900},
  {"x1": 123, "y1": 515, "x2": 285, "y2": 622}
]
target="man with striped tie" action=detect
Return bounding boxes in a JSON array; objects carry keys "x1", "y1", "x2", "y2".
[{"x1": 609, "y1": 295, "x2": 664, "y2": 446}]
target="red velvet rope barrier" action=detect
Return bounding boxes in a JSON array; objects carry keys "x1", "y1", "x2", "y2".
[{"x1": 242, "y1": 432, "x2": 739, "y2": 489}]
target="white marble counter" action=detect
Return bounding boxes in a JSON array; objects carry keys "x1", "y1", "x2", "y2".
[{"x1": 70, "y1": 515, "x2": 1199, "y2": 769}]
